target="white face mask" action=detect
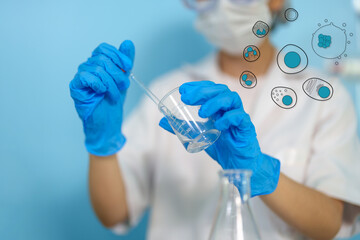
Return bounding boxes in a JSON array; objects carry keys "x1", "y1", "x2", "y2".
[{"x1": 195, "y1": 0, "x2": 272, "y2": 56}]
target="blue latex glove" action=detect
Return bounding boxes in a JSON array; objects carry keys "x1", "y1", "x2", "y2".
[
  {"x1": 159, "y1": 81, "x2": 280, "y2": 197},
  {"x1": 69, "y1": 41, "x2": 135, "y2": 156}
]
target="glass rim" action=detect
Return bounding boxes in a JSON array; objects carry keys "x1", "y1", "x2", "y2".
[
  {"x1": 218, "y1": 169, "x2": 252, "y2": 177},
  {"x1": 158, "y1": 86, "x2": 180, "y2": 108}
]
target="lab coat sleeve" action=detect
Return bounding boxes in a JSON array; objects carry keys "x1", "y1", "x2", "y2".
[
  {"x1": 304, "y1": 81, "x2": 360, "y2": 206},
  {"x1": 110, "y1": 97, "x2": 159, "y2": 235},
  {"x1": 304, "y1": 81, "x2": 360, "y2": 237}
]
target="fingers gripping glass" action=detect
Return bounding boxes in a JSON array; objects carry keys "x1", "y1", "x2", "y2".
[
  {"x1": 128, "y1": 73, "x2": 220, "y2": 153},
  {"x1": 182, "y1": 0, "x2": 263, "y2": 12}
]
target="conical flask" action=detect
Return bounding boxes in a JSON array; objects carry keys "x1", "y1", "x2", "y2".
[{"x1": 209, "y1": 170, "x2": 261, "y2": 240}]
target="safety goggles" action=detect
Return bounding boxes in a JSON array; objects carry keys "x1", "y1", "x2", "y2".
[{"x1": 182, "y1": 0, "x2": 263, "y2": 13}]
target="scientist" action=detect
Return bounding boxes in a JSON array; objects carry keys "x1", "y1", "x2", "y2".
[{"x1": 70, "y1": 0, "x2": 360, "y2": 239}]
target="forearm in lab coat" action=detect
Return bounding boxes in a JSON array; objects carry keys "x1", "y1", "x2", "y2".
[{"x1": 261, "y1": 173, "x2": 344, "y2": 240}]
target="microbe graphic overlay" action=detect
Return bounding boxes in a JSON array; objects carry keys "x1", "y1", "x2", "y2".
[
  {"x1": 243, "y1": 45, "x2": 261, "y2": 62},
  {"x1": 252, "y1": 21, "x2": 270, "y2": 38},
  {"x1": 239, "y1": 71, "x2": 257, "y2": 89},
  {"x1": 302, "y1": 78, "x2": 334, "y2": 101},
  {"x1": 284, "y1": 8, "x2": 299, "y2": 22},
  {"x1": 312, "y1": 21, "x2": 353, "y2": 63},
  {"x1": 271, "y1": 87, "x2": 297, "y2": 109},
  {"x1": 277, "y1": 44, "x2": 308, "y2": 74}
]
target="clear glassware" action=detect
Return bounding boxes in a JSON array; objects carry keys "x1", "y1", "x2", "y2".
[
  {"x1": 209, "y1": 170, "x2": 261, "y2": 240},
  {"x1": 128, "y1": 73, "x2": 220, "y2": 153},
  {"x1": 158, "y1": 87, "x2": 221, "y2": 153}
]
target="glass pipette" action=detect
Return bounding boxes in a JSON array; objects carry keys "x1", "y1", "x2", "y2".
[
  {"x1": 129, "y1": 73, "x2": 161, "y2": 106},
  {"x1": 120, "y1": 67, "x2": 162, "y2": 106}
]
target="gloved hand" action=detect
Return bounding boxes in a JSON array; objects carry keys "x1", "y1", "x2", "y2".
[
  {"x1": 69, "y1": 41, "x2": 135, "y2": 156},
  {"x1": 159, "y1": 81, "x2": 280, "y2": 197}
]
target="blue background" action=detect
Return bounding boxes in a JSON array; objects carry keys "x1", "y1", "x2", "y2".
[{"x1": 0, "y1": 0, "x2": 359, "y2": 239}]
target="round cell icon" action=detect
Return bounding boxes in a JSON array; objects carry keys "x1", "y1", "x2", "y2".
[
  {"x1": 239, "y1": 71, "x2": 257, "y2": 89},
  {"x1": 284, "y1": 8, "x2": 299, "y2": 22},
  {"x1": 243, "y1": 45, "x2": 260, "y2": 62},
  {"x1": 302, "y1": 78, "x2": 333, "y2": 101},
  {"x1": 277, "y1": 44, "x2": 308, "y2": 74},
  {"x1": 312, "y1": 22, "x2": 347, "y2": 59},
  {"x1": 271, "y1": 87, "x2": 297, "y2": 109},
  {"x1": 252, "y1": 21, "x2": 270, "y2": 38}
]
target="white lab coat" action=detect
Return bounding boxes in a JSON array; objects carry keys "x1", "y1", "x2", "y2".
[{"x1": 112, "y1": 55, "x2": 360, "y2": 240}]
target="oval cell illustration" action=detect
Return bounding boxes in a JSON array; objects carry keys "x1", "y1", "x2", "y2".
[
  {"x1": 243, "y1": 45, "x2": 260, "y2": 62},
  {"x1": 271, "y1": 87, "x2": 297, "y2": 109},
  {"x1": 239, "y1": 71, "x2": 257, "y2": 89},
  {"x1": 302, "y1": 78, "x2": 333, "y2": 101},
  {"x1": 252, "y1": 21, "x2": 270, "y2": 38},
  {"x1": 284, "y1": 8, "x2": 298, "y2": 22},
  {"x1": 312, "y1": 23, "x2": 347, "y2": 59},
  {"x1": 277, "y1": 44, "x2": 308, "y2": 74}
]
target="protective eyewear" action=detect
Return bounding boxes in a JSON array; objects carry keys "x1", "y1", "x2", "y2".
[{"x1": 182, "y1": 0, "x2": 263, "y2": 13}]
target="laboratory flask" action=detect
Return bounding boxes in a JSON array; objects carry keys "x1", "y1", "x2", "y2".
[
  {"x1": 209, "y1": 170, "x2": 261, "y2": 240},
  {"x1": 158, "y1": 87, "x2": 221, "y2": 153}
]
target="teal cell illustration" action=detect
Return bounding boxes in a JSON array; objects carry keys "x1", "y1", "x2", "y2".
[
  {"x1": 284, "y1": 51, "x2": 301, "y2": 68},
  {"x1": 252, "y1": 21, "x2": 270, "y2": 38},
  {"x1": 245, "y1": 80, "x2": 252, "y2": 86},
  {"x1": 271, "y1": 87, "x2": 297, "y2": 109},
  {"x1": 282, "y1": 95, "x2": 293, "y2": 106},
  {"x1": 318, "y1": 86, "x2": 331, "y2": 98},
  {"x1": 256, "y1": 29, "x2": 266, "y2": 35},
  {"x1": 277, "y1": 44, "x2": 308, "y2": 74},
  {"x1": 318, "y1": 34, "x2": 332, "y2": 48},
  {"x1": 239, "y1": 71, "x2": 257, "y2": 89},
  {"x1": 245, "y1": 47, "x2": 252, "y2": 57},
  {"x1": 302, "y1": 78, "x2": 333, "y2": 101},
  {"x1": 312, "y1": 22, "x2": 351, "y2": 59},
  {"x1": 243, "y1": 45, "x2": 260, "y2": 62}
]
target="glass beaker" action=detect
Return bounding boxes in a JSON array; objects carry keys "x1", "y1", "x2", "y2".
[
  {"x1": 209, "y1": 170, "x2": 261, "y2": 240},
  {"x1": 158, "y1": 87, "x2": 221, "y2": 153}
]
